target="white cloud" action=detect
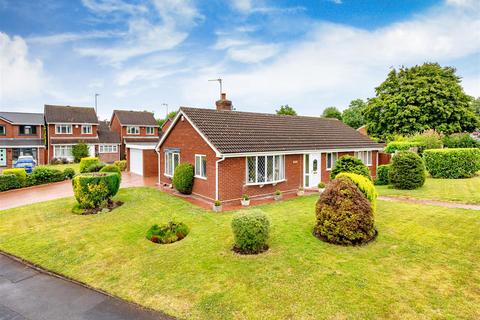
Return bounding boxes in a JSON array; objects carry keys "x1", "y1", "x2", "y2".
[
  {"x1": 183, "y1": 3, "x2": 480, "y2": 113},
  {"x1": 230, "y1": 0, "x2": 304, "y2": 14},
  {"x1": 27, "y1": 30, "x2": 121, "y2": 45},
  {"x1": 227, "y1": 43, "x2": 281, "y2": 63},
  {"x1": 81, "y1": 0, "x2": 148, "y2": 14},
  {"x1": 0, "y1": 33, "x2": 44, "y2": 101}
]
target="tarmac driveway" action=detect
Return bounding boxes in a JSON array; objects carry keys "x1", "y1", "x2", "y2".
[
  {"x1": 0, "y1": 253, "x2": 172, "y2": 320},
  {"x1": 0, "y1": 173, "x2": 157, "y2": 211}
]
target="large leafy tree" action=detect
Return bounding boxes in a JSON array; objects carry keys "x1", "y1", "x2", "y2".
[
  {"x1": 157, "y1": 111, "x2": 178, "y2": 127},
  {"x1": 342, "y1": 99, "x2": 366, "y2": 129},
  {"x1": 321, "y1": 106, "x2": 342, "y2": 120},
  {"x1": 472, "y1": 96, "x2": 480, "y2": 117},
  {"x1": 364, "y1": 63, "x2": 479, "y2": 139},
  {"x1": 276, "y1": 105, "x2": 297, "y2": 116}
]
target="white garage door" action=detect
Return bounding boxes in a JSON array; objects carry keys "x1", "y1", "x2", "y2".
[{"x1": 130, "y1": 148, "x2": 143, "y2": 176}]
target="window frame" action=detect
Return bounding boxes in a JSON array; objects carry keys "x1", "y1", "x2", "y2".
[
  {"x1": 81, "y1": 125, "x2": 92, "y2": 135},
  {"x1": 245, "y1": 155, "x2": 285, "y2": 186},
  {"x1": 53, "y1": 145, "x2": 73, "y2": 159},
  {"x1": 99, "y1": 144, "x2": 118, "y2": 153},
  {"x1": 0, "y1": 125, "x2": 5, "y2": 136},
  {"x1": 145, "y1": 127, "x2": 155, "y2": 135},
  {"x1": 194, "y1": 154, "x2": 207, "y2": 179},
  {"x1": 355, "y1": 151, "x2": 372, "y2": 166},
  {"x1": 164, "y1": 152, "x2": 180, "y2": 177},
  {"x1": 126, "y1": 126, "x2": 140, "y2": 135},
  {"x1": 55, "y1": 124, "x2": 72, "y2": 135},
  {"x1": 326, "y1": 152, "x2": 338, "y2": 171}
]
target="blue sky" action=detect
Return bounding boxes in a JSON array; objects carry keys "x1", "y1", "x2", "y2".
[{"x1": 0, "y1": 0, "x2": 479, "y2": 120}]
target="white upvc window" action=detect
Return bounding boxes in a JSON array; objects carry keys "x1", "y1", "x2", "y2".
[
  {"x1": 146, "y1": 127, "x2": 155, "y2": 135},
  {"x1": 99, "y1": 145, "x2": 118, "y2": 153},
  {"x1": 54, "y1": 145, "x2": 73, "y2": 158},
  {"x1": 326, "y1": 152, "x2": 338, "y2": 170},
  {"x1": 355, "y1": 151, "x2": 372, "y2": 166},
  {"x1": 55, "y1": 124, "x2": 72, "y2": 134},
  {"x1": 164, "y1": 152, "x2": 180, "y2": 177},
  {"x1": 195, "y1": 154, "x2": 207, "y2": 179},
  {"x1": 246, "y1": 155, "x2": 285, "y2": 185},
  {"x1": 81, "y1": 125, "x2": 92, "y2": 134},
  {"x1": 127, "y1": 126, "x2": 140, "y2": 134}
]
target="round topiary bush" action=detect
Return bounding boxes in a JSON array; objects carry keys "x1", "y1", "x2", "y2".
[
  {"x1": 423, "y1": 148, "x2": 480, "y2": 179},
  {"x1": 79, "y1": 157, "x2": 100, "y2": 173},
  {"x1": 314, "y1": 176, "x2": 375, "y2": 245},
  {"x1": 375, "y1": 164, "x2": 391, "y2": 185},
  {"x1": 72, "y1": 172, "x2": 120, "y2": 209},
  {"x1": 389, "y1": 151, "x2": 426, "y2": 189},
  {"x1": 172, "y1": 163, "x2": 194, "y2": 194},
  {"x1": 335, "y1": 172, "x2": 377, "y2": 212},
  {"x1": 231, "y1": 210, "x2": 270, "y2": 254},
  {"x1": 100, "y1": 164, "x2": 122, "y2": 180},
  {"x1": 146, "y1": 221, "x2": 189, "y2": 244},
  {"x1": 330, "y1": 155, "x2": 371, "y2": 180}
]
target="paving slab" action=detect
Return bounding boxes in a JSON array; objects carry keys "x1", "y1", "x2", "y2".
[{"x1": 0, "y1": 254, "x2": 173, "y2": 320}]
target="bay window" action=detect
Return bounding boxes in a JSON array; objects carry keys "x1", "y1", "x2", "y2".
[
  {"x1": 355, "y1": 151, "x2": 372, "y2": 166},
  {"x1": 165, "y1": 152, "x2": 180, "y2": 177},
  {"x1": 326, "y1": 152, "x2": 338, "y2": 170},
  {"x1": 195, "y1": 154, "x2": 207, "y2": 178},
  {"x1": 247, "y1": 155, "x2": 284, "y2": 185}
]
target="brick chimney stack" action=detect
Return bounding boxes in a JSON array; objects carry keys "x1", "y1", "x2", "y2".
[{"x1": 215, "y1": 93, "x2": 233, "y2": 111}]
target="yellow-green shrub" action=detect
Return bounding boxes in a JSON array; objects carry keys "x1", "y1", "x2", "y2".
[
  {"x1": 3, "y1": 168, "x2": 27, "y2": 185},
  {"x1": 79, "y1": 157, "x2": 100, "y2": 173},
  {"x1": 336, "y1": 172, "x2": 377, "y2": 212},
  {"x1": 72, "y1": 172, "x2": 120, "y2": 208},
  {"x1": 114, "y1": 160, "x2": 127, "y2": 171}
]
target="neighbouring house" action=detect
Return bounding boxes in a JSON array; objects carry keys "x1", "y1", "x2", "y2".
[
  {"x1": 356, "y1": 125, "x2": 368, "y2": 136},
  {"x1": 156, "y1": 93, "x2": 384, "y2": 204},
  {"x1": 110, "y1": 110, "x2": 160, "y2": 176},
  {"x1": 44, "y1": 105, "x2": 120, "y2": 163},
  {"x1": 0, "y1": 112, "x2": 46, "y2": 168}
]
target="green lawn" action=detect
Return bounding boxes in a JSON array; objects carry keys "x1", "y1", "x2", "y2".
[
  {"x1": 41, "y1": 162, "x2": 81, "y2": 173},
  {"x1": 0, "y1": 188, "x2": 479, "y2": 319}
]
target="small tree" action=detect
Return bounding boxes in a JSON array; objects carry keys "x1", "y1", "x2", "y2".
[
  {"x1": 276, "y1": 105, "x2": 297, "y2": 116},
  {"x1": 342, "y1": 99, "x2": 366, "y2": 129},
  {"x1": 321, "y1": 107, "x2": 342, "y2": 120},
  {"x1": 72, "y1": 143, "x2": 89, "y2": 163}
]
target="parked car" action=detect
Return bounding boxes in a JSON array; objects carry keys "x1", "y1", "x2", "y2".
[{"x1": 13, "y1": 156, "x2": 37, "y2": 173}]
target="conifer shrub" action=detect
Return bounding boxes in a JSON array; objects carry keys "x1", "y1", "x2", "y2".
[
  {"x1": 330, "y1": 155, "x2": 371, "y2": 180},
  {"x1": 423, "y1": 148, "x2": 480, "y2": 179},
  {"x1": 375, "y1": 164, "x2": 391, "y2": 185},
  {"x1": 100, "y1": 164, "x2": 122, "y2": 180},
  {"x1": 314, "y1": 177, "x2": 375, "y2": 245},
  {"x1": 389, "y1": 151, "x2": 426, "y2": 189},
  {"x1": 336, "y1": 172, "x2": 377, "y2": 212},
  {"x1": 231, "y1": 210, "x2": 270, "y2": 254},
  {"x1": 72, "y1": 172, "x2": 120, "y2": 209},
  {"x1": 172, "y1": 163, "x2": 194, "y2": 194}
]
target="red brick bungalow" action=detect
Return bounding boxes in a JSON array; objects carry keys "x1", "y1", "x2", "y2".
[{"x1": 156, "y1": 94, "x2": 383, "y2": 204}]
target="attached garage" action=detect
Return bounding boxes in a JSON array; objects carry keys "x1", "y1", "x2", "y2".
[{"x1": 126, "y1": 142, "x2": 159, "y2": 177}]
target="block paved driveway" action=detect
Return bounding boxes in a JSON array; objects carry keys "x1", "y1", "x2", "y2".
[
  {"x1": 0, "y1": 173, "x2": 157, "y2": 211},
  {"x1": 0, "y1": 253, "x2": 173, "y2": 320}
]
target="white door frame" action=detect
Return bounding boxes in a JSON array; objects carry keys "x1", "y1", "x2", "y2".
[
  {"x1": 304, "y1": 153, "x2": 321, "y2": 188},
  {"x1": 130, "y1": 148, "x2": 144, "y2": 176}
]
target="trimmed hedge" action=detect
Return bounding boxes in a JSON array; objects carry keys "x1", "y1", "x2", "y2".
[
  {"x1": 336, "y1": 172, "x2": 377, "y2": 212},
  {"x1": 423, "y1": 148, "x2": 480, "y2": 179},
  {"x1": 172, "y1": 163, "x2": 194, "y2": 194},
  {"x1": 100, "y1": 164, "x2": 122, "y2": 179},
  {"x1": 63, "y1": 168, "x2": 76, "y2": 179},
  {"x1": 3, "y1": 168, "x2": 27, "y2": 185},
  {"x1": 72, "y1": 172, "x2": 120, "y2": 208},
  {"x1": 442, "y1": 134, "x2": 480, "y2": 148},
  {"x1": 384, "y1": 141, "x2": 421, "y2": 154},
  {"x1": 79, "y1": 157, "x2": 100, "y2": 173},
  {"x1": 146, "y1": 221, "x2": 189, "y2": 244},
  {"x1": 0, "y1": 174, "x2": 22, "y2": 191},
  {"x1": 114, "y1": 160, "x2": 127, "y2": 172},
  {"x1": 330, "y1": 155, "x2": 371, "y2": 180},
  {"x1": 389, "y1": 151, "x2": 426, "y2": 189},
  {"x1": 375, "y1": 164, "x2": 391, "y2": 185},
  {"x1": 315, "y1": 176, "x2": 375, "y2": 245},
  {"x1": 231, "y1": 210, "x2": 270, "y2": 254},
  {"x1": 29, "y1": 167, "x2": 65, "y2": 185}
]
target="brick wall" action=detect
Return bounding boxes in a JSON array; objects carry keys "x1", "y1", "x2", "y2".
[
  {"x1": 378, "y1": 152, "x2": 391, "y2": 165},
  {"x1": 218, "y1": 154, "x2": 303, "y2": 202},
  {"x1": 159, "y1": 116, "x2": 217, "y2": 201},
  {"x1": 0, "y1": 119, "x2": 43, "y2": 139},
  {"x1": 99, "y1": 151, "x2": 120, "y2": 163}
]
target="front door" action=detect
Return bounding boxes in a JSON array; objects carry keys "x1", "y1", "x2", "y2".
[
  {"x1": 304, "y1": 153, "x2": 321, "y2": 188},
  {"x1": 0, "y1": 148, "x2": 6, "y2": 166},
  {"x1": 88, "y1": 145, "x2": 95, "y2": 157}
]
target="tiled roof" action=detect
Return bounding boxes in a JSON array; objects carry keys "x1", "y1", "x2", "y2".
[
  {"x1": 180, "y1": 107, "x2": 383, "y2": 154},
  {"x1": 113, "y1": 110, "x2": 158, "y2": 126},
  {"x1": 0, "y1": 112, "x2": 44, "y2": 125},
  {"x1": 98, "y1": 121, "x2": 120, "y2": 144},
  {"x1": 44, "y1": 105, "x2": 98, "y2": 124},
  {"x1": 0, "y1": 138, "x2": 45, "y2": 147}
]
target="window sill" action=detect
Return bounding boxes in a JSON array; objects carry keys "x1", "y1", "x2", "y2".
[
  {"x1": 245, "y1": 179, "x2": 286, "y2": 187},
  {"x1": 195, "y1": 175, "x2": 207, "y2": 180},
  {"x1": 164, "y1": 173, "x2": 173, "y2": 178}
]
